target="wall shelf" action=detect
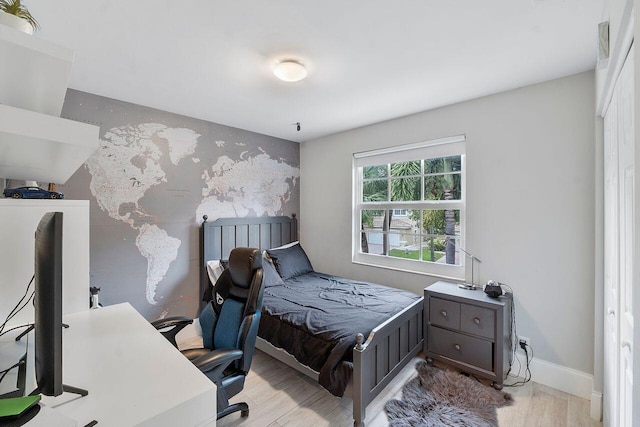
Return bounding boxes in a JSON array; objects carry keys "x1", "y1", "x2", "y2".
[
  {"x1": 0, "y1": 24, "x2": 98, "y2": 184},
  {"x1": 0, "y1": 24, "x2": 73, "y2": 116},
  {"x1": 0, "y1": 104, "x2": 98, "y2": 183}
]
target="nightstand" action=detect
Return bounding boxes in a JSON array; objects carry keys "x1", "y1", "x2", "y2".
[{"x1": 424, "y1": 281, "x2": 513, "y2": 389}]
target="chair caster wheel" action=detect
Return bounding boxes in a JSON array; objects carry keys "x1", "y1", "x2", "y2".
[{"x1": 241, "y1": 409, "x2": 249, "y2": 417}]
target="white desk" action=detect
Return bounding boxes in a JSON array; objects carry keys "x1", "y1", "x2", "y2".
[{"x1": 34, "y1": 303, "x2": 216, "y2": 426}]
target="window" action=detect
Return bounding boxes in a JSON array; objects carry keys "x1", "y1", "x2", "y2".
[{"x1": 353, "y1": 135, "x2": 466, "y2": 278}]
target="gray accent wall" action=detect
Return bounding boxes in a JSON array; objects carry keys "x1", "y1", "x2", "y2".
[
  {"x1": 60, "y1": 89, "x2": 299, "y2": 320},
  {"x1": 300, "y1": 71, "x2": 596, "y2": 376}
]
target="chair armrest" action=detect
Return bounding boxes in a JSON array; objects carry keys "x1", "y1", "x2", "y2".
[
  {"x1": 192, "y1": 348, "x2": 243, "y2": 383},
  {"x1": 151, "y1": 316, "x2": 193, "y2": 330},
  {"x1": 151, "y1": 316, "x2": 193, "y2": 347}
]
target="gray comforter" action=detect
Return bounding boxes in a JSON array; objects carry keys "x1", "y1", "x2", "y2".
[{"x1": 257, "y1": 271, "x2": 420, "y2": 396}]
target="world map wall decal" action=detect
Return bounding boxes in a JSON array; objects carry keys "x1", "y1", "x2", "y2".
[{"x1": 59, "y1": 89, "x2": 300, "y2": 319}]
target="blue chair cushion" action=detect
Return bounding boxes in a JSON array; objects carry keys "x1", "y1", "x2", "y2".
[
  {"x1": 214, "y1": 298, "x2": 244, "y2": 350},
  {"x1": 199, "y1": 302, "x2": 217, "y2": 349}
]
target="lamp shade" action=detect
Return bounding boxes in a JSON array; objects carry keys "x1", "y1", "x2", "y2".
[{"x1": 273, "y1": 61, "x2": 307, "y2": 82}]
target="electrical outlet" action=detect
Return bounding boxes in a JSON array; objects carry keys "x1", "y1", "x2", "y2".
[{"x1": 518, "y1": 336, "x2": 530, "y2": 349}]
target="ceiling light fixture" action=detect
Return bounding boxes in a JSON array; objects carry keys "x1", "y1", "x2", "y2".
[{"x1": 273, "y1": 60, "x2": 307, "y2": 82}]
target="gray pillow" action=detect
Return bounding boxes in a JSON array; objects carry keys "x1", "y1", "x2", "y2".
[
  {"x1": 261, "y1": 254, "x2": 285, "y2": 287},
  {"x1": 266, "y1": 243, "x2": 314, "y2": 280}
]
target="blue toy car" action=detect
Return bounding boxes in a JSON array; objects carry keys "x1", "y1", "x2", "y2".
[{"x1": 3, "y1": 186, "x2": 64, "y2": 199}]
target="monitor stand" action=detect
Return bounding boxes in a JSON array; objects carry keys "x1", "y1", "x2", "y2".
[
  {"x1": 13, "y1": 325, "x2": 88, "y2": 398},
  {"x1": 29, "y1": 384, "x2": 88, "y2": 398}
]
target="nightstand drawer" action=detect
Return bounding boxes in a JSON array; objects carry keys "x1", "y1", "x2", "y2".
[
  {"x1": 429, "y1": 297, "x2": 460, "y2": 330},
  {"x1": 427, "y1": 326, "x2": 493, "y2": 371},
  {"x1": 460, "y1": 304, "x2": 495, "y2": 339}
]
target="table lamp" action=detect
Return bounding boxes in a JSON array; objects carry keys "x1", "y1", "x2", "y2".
[{"x1": 447, "y1": 240, "x2": 481, "y2": 290}]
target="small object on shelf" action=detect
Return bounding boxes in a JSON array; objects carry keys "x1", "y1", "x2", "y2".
[
  {"x1": 0, "y1": 0, "x2": 39, "y2": 34},
  {"x1": 2, "y1": 186, "x2": 63, "y2": 199},
  {"x1": 90, "y1": 286, "x2": 101, "y2": 309}
]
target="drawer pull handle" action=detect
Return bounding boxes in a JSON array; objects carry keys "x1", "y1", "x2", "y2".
[
  {"x1": 441, "y1": 310, "x2": 447, "y2": 317},
  {"x1": 454, "y1": 344, "x2": 461, "y2": 351},
  {"x1": 473, "y1": 318, "x2": 480, "y2": 324}
]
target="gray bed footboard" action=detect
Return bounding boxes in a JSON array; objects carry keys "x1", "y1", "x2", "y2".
[{"x1": 353, "y1": 297, "x2": 424, "y2": 426}]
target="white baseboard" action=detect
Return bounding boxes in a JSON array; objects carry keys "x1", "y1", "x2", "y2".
[
  {"x1": 590, "y1": 391, "x2": 603, "y2": 421},
  {"x1": 510, "y1": 349, "x2": 601, "y2": 420},
  {"x1": 528, "y1": 356, "x2": 593, "y2": 399}
]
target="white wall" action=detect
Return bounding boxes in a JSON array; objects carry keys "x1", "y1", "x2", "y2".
[
  {"x1": 0, "y1": 200, "x2": 90, "y2": 326},
  {"x1": 301, "y1": 72, "x2": 596, "y2": 379}
]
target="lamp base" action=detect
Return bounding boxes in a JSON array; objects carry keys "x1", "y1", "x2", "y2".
[{"x1": 458, "y1": 283, "x2": 479, "y2": 290}]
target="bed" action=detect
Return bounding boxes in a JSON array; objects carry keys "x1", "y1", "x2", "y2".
[{"x1": 200, "y1": 215, "x2": 423, "y2": 426}]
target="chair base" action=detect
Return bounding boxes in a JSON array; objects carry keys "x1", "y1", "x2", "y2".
[{"x1": 217, "y1": 402, "x2": 249, "y2": 420}]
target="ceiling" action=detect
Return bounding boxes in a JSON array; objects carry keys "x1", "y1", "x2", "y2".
[{"x1": 28, "y1": 1, "x2": 604, "y2": 143}]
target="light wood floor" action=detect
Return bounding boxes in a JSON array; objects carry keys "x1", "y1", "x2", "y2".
[{"x1": 217, "y1": 350, "x2": 602, "y2": 427}]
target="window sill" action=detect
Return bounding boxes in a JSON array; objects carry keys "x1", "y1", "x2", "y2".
[{"x1": 352, "y1": 253, "x2": 465, "y2": 282}]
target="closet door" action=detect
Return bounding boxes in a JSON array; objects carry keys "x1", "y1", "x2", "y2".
[
  {"x1": 603, "y1": 64, "x2": 620, "y2": 427},
  {"x1": 616, "y1": 46, "x2": 634, "y2": 427},
  {"x1": 603, "y1": 45, "x2": 635, "y2": 427}
]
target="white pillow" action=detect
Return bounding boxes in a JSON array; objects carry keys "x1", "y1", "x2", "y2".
[
  {"x1": 269, "y1": 240, "x2": 299, "y2": 251},
  {"x1": 206, "y1": 259, "x2": 225, "y2": 285},
  {"x1": 263, "y1": 241, "x2": 298, "y2": 265}
]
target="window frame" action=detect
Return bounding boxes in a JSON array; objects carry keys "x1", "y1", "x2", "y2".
[{"x1": 352, "y1": 135, "x2": 466, "y2": 279}]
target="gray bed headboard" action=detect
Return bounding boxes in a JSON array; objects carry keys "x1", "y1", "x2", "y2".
[{"x1": 200, "y1": 215, "x2": 298, "y2": 303}]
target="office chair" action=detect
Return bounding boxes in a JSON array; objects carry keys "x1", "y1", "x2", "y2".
[{"x1": 152, "y1": 247, "x2": 265, "y2": 420}]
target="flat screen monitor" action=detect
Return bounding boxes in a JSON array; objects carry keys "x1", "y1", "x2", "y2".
[{"x1": 33, "y1": 212, "x2": 64, "y2": 397}]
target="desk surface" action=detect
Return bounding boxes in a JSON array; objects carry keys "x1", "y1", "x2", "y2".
[{"x1": 38, "y1": 303, "x2": 216, "y2": 426}]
